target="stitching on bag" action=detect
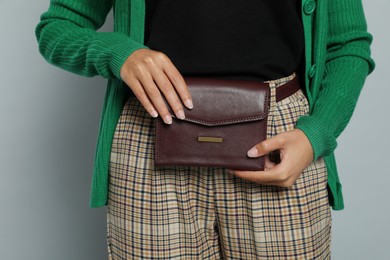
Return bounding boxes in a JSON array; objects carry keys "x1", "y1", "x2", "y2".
[
  {"x1": 260, "y1": 87, "x2": 270, "y2": 169},
  {"x1": 155, "y1": 120, "x2": 161, "y2": 161},
  {"x1": 179, "y1": 114, "x2": 267, "y2": 126}
]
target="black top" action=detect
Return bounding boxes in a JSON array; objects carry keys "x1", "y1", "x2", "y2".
[{"x1": 144, "y1": 0, "x2": 304, "y2": 81}]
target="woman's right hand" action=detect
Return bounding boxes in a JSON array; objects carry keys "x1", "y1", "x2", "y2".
[{"x1": 120, "y1": 48, "x2": 193, "y2": 124}]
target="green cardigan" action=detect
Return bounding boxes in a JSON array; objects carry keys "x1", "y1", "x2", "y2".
[{"x1": 36, "y1": 0, "x2": 375, "y2": 210}]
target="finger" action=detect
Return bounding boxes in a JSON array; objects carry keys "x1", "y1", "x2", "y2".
[
  {"x1": 148, "y1": 65, "x2": 186, "y2": 120},
  {"x1": 162, "y1": 59, "x2": 193, "y2": 109},
  {"x1": 137, "y1": 72, "x2": 173, "y2": 125},
  {"x1": 264, "y1": 155, "x2": 276, "y2": 171},
  {"x1": 127, "y1": 78, "x2": 158, "y2": 118},
  {"x1": 232, "y1": 163, "x2": 284, "y2": 183},
  {"x1": 247, "y1": 134, "x2": 286, "y2": 158}
]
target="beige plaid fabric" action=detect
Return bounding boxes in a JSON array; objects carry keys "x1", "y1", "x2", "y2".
[{"x1": 107, "y1": 75, "x2": 331, "y2": 259}]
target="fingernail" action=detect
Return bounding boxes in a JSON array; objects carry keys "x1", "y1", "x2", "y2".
[
  {"x1": 164, "y1": 115, "x2": 172, "y2": 125},
  {"x1": 184, "y1": 99, "x2": 193, "y2": 109},
  {"x1": 247, "y1": 147, "x2": 258, "y2": 158},
  {"x1": 150, "y1": 110, "x2": 158, "y2": 118},
  {"x1": 176, "y1": 109, "x2": 185, "y2": 120}
]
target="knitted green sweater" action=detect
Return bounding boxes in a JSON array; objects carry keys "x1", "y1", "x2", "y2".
[{"x1": 36, "y1": 0, "x2": 374, "y2": 210}]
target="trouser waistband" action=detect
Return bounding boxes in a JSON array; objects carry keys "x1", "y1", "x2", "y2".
[{"x1": 265, "y1": 73, "x2": 301, "y2": 102}]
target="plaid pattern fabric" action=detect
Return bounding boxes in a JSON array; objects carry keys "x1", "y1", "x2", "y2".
[{"x1": 107, "y1": 74, "x2": 331, "y2": 259}]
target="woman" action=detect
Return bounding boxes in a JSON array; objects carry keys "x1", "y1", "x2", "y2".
[{"x1": 36, "y1": 0, "x2": 374, "y2": 258}]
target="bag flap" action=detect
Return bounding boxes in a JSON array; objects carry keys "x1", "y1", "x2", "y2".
[{"x1": 169, "y1": 77, "x2": 270, "y2": 126}]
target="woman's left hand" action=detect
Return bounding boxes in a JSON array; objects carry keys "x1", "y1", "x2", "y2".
[{"x1": 229, "y1": 129, "x2": 314, "y2": 187}]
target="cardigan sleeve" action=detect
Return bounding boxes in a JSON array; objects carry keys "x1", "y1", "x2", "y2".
[
  {"x1": 295, "y1": 0, "x2": 375, "y2": 161},
  {"x1": 35, "y1": 0, "x2": 148, "y2": 79}
]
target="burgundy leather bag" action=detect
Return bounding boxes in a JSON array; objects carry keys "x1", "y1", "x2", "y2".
[{"x1": 155, "y1": 77, "x2": 270, "y2": 171}]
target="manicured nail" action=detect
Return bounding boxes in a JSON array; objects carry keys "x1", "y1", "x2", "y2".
[
  {"x1": 150, "y1": 110, "x2": 158, "y2": 118},
  {"x1": 184, "y1": 99, "x2": 193, "y2": 109},
  {"x1": 247, "y1": 147, "x2": 258, "y2": 158},
  {"x1": 164, "y1": 115, "x2": 172, "y2": 125},
  {"x1": 176, "y1": 109, "x2": 185, "y2": 120}
]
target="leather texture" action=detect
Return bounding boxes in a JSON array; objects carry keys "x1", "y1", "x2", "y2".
[{"x1": 155, "y1": 77, "x2": 270, "y2": 171}]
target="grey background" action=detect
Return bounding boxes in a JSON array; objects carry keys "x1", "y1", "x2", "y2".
[{"x1": 0, "y1": 0, "x2": 388, "y2": 259}]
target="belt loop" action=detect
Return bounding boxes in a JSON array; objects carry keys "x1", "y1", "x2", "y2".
[
  {"x1": 267, "y1": 80, "x2": 277, "y2": 117},
  {"x1": 265, "y1": 80, "x2": 277, "y2": 141}
]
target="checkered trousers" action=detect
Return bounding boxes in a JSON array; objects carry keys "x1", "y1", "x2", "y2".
[{"x1": 107, "y1": 75, "x2": 331, "y2": 259}]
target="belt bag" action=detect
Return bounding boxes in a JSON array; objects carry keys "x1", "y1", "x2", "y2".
[{"x1": 155, "y1": 77, "x2": 270, "y2": 171}]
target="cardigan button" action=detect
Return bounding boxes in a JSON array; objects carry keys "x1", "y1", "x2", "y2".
[
  {"x1": 304, "y1": 0, "x2": 316, "y2": 15},
  {"x1": 308, "y1": 64, "x2": 317, "y2": 78}
]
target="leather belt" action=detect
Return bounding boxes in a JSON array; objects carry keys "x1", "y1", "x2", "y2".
[{"x1": 274, "y1": 76, "x2": 301, "y2": 102}]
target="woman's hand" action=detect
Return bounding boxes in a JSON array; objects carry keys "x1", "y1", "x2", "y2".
[
  {"x1": 229, "y1": 129, "x2": 314, "y2": 187},
  {"x1": 120, "y1": 49, "x2": 193, "y2": 124}
]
